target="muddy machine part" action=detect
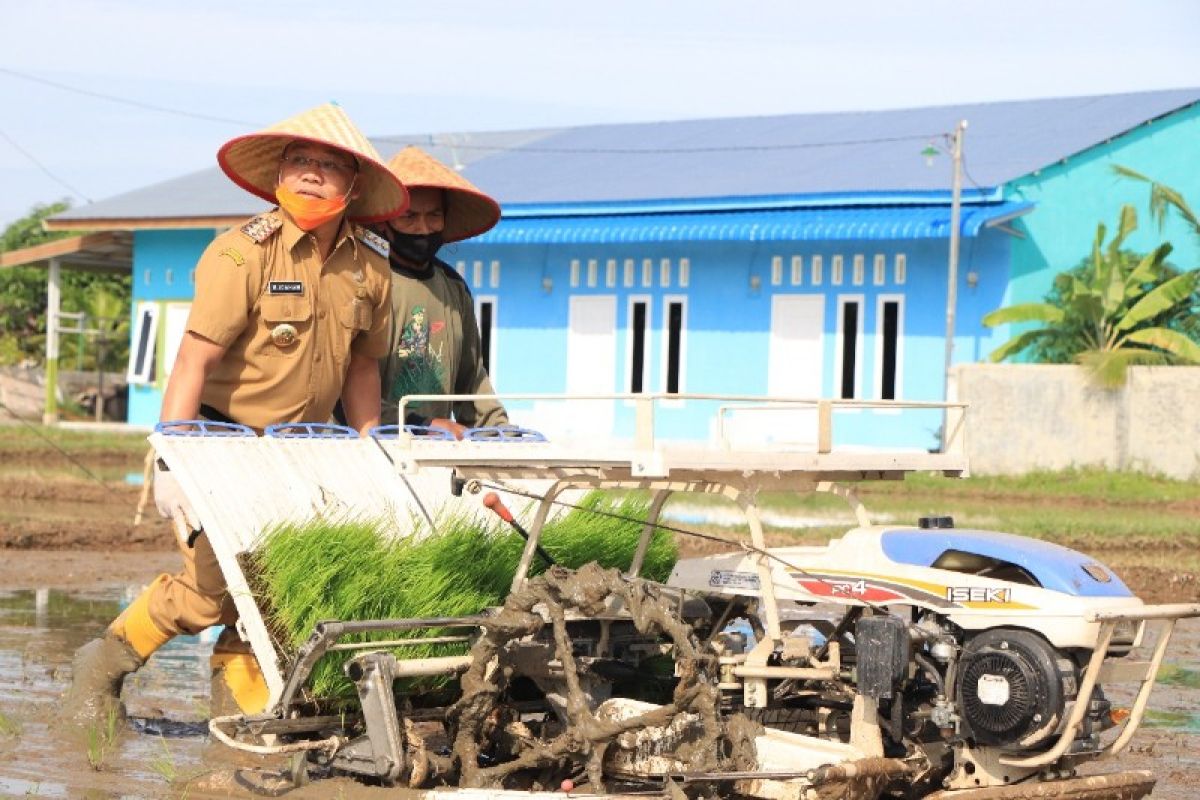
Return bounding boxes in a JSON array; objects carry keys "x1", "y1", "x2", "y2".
[{"x1": 154, "y1": 395, "x2": 1196, "y2": 800}]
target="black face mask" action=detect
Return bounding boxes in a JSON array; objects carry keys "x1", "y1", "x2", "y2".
[{"x1": 388, "y1": 230, "x2": 444, "y2": 270}]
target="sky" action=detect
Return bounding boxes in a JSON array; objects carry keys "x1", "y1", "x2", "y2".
[{"x1": 1, "y1": 0, "x2": 1199, "y2": 230}]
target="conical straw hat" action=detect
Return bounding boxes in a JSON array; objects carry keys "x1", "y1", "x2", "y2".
[
  {"x1": 385, "y1": 146, "x2": 500, "y2": 242},
  {"x1": 217, "y1": 103, "x2": 408, "y2": 223}
]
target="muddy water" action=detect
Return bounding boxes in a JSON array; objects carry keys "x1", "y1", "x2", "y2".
[
  {"x1": 0, "y1": 584, "x2": 1196, "y2": 799},
  {"x1": 0, "y1": 585, "x2": 216, "y2": 798}
]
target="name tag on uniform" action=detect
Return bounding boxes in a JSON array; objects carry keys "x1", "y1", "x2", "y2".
[{"x1": 268, "y1": 281, "x2": 303, "y2": 295}]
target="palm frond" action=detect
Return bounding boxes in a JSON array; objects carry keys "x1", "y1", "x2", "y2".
[
  {"x1": 1116, "y1": 271, "x2": 1199, "y2": 332},
  {"x1": 981, "y1": 303, "x2": 1064, "y2": 328},
  {"x1": 1108, "y1": 204, "x2": 1137, "y2": 256},
  {"x1": 987, "y1": 329, "x2": 1054, "y2": 363},
  {"x1": 1113, "y1": 164, "x2": 1200, "y2": 241},
  {"x1": 1076, "y1": 348, "x2": 1165, "y2": 388},
  {"x1": 1124, "y1": 243, "x2": 1173, "y2": 293},
  {"x1": 1122, "y1": 327, "x2": 1200, "y2": 363}
]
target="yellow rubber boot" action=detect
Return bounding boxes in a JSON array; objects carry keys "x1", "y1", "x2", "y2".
[
  {"x1": 210, "y1": 652, "x2": 269, "y2": 717},
  {"x1": 109, "y1": 576, "x2": 173, "y2": 660}
]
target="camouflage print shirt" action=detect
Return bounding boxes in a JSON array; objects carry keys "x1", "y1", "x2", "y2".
[{"x1": 380, "y1": 258, "x2": 508, "y2": 428}]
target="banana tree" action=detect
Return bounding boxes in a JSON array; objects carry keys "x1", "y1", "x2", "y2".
[
  {"x1": 1113, "y1": 164, "x2": 1200, "y2": 249},
  {"x1": 983, "y1": 205, "x2": 1200, "y2": 387}
]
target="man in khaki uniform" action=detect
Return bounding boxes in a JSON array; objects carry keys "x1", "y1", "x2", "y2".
[
  {"x1": 63, "y1": 104, "x2": 408, "y2": 727},
  {"x1": 377, "y1": 146, "x2": 507, "y2": 437}
]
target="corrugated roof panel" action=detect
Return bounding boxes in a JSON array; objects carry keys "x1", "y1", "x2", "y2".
[
  {"x1": 474, "y1": 201, "x2": 1033, "y2": 245},
  {"x1": 49, "y1": 89, "x2": 1199, "y2": 225}
]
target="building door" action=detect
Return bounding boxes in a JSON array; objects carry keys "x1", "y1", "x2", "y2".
[
  {"x1": 727, "y1": 294, "x2": 824, "y2": 444},
  {"x1": 769, "y1": 294, "x2": 824, "y2": 397},
  {"x1": 565, "y1": 295, "x2": 617, "y2": 437}
]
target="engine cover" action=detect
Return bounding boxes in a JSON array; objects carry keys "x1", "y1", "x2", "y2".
[{"x1": 956, "y1": 628, "x2": 1069, "y2": 748}]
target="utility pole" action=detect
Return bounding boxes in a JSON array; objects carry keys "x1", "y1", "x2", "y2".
[{"x1": 941, "y1": 119, "x2": 967, "y2": 452}]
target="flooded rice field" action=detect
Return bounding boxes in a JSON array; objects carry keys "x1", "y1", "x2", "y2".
[{"x1": 0, "y1": 578, "x2": 1196, "y2": 798}]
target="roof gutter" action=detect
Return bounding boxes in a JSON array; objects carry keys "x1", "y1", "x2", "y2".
[
  {"x1": 43, "y1": 215, "x2": 248, "y2": 232},
  {"x1": 499, "y1": 187, "x2": 1006, "y2": 218}
]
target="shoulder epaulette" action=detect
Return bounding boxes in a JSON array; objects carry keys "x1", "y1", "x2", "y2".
[
  {"x1": 240, "y1": 213, "x2": 283, "y2": 244},
  {"x1": 355, "y1": 226, "x2": 390, "y2": 259}
]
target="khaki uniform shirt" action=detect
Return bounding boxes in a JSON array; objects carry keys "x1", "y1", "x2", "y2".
[
  {"x1": 380, "y1": 259, "x2": 507, "y2": 428},
  {"x1": 186, "y1": 211, "x2": 392, "y2": 431}
]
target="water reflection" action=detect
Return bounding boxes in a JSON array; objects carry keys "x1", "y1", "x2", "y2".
[{"x1": 0, "y1": 585, "x2": 210, "y2": 798}]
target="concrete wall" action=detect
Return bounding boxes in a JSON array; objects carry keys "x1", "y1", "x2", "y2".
[{"x1": 953, "y1": 364, "x2": 1200, "y2": 478}]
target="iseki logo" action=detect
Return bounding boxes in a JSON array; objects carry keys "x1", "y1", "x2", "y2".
[{"x1": 946, "y1": 586, "x2": 1012, "y2": 604}]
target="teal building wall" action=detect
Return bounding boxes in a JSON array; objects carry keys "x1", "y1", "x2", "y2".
[{"x1": 993, "y1": 103, "x2": 1200, "y2": 356}]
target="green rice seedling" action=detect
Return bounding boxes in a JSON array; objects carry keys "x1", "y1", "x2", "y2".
[
  {"x1": 0, "y1": 709, "x2": 20, "y2": 737},
  {"x1": 85, "y1": 705, "x2": 120, "y2": 770},
  {"x1": 251, "y1": 492, "x2": 676, "y2": 702},
  {"x1": 151, "y1": 735, "x2": 178, "y2": 783}
]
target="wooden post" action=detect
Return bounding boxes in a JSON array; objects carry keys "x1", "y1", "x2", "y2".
[{"x1": 42, "y1": 257, "x2": 61, "y2": 425}]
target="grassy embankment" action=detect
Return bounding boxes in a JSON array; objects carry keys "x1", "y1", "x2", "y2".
[
  {"x1": 0, "y1": 422, "x2": 149, "y2": 458},
  {"x1": 669, "y1": 468, "x2": 1200, "y2": 574},
  {"x1": 0, "y1": 425, "x2": 1195, "y2": 565}
]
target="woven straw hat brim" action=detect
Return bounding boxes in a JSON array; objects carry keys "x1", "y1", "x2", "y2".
[
  {"x1": 217, "y1": 104, "x2": 408, "y2": 224},
  {"x1": 385, "y1": 147, "x2": 501, "y2": 242}
]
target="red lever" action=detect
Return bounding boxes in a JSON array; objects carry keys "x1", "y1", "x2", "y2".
[{"x1": 483, "y1": 492, "x2": 514, "y2": 523}]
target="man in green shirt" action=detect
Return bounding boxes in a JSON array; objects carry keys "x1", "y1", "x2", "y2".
[{"x1": 377, "y1": 146, "x2": 508, "y2": 437}]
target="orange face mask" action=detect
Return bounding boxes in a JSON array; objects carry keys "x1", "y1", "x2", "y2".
[{"x1": 275, "y1": 186, "x2": 348, "y2": 231}]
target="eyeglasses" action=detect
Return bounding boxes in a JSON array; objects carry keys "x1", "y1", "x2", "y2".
[{"x1": 279, "y1": 153, "x2": 357, "y2": 177}]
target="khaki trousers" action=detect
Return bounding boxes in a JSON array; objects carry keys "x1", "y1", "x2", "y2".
[
  {"x1": 110, "y1": 530, "x2": 237, "y2": 657},
  {"x1": 149, "y1": 530, "x2": 239, "y2": 636}
]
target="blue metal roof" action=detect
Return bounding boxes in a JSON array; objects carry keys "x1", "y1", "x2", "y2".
[
  {"x1": 49, "y1": 88, "x2": 1200, "y2": 225},
  {"x1": 474, "y1": 201, "x2": 1033, "y2": 244}
]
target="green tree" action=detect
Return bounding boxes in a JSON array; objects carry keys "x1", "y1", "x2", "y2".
[
  {"x1": 0, "y1": 201, "x2": 131, "y2": 369},
  {"x1": 982, "y1": 205, "x2": 1200, "y2": 387},
  {"x1": 1113, "y1": 164, "x2": 1200, "y2": 254}
]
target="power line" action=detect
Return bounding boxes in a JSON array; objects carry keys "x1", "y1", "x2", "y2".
[
  {"x1": 2, "y1": 64, "x2": 951, "y2": 157},
  {"x1": 0, "y1": 126, "x2": 92, "y2": 202},
  {"x1": 0, "y1": 66, "x2": 257, "y2": 127}
]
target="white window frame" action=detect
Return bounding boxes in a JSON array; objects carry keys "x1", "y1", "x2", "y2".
[
  {"x1": 834, "y1": 294, "x2": 865, "y2": 402},
  {"x1": 162, "y1": 301, "x2": 192, "y2": 380},
  {"x1": 873, "y1": 254, "x2": 887, "y2": 286},
  {"x1": 623, "y1": 258, "x2": 635, "y2": 288},
  {"x1": 771, "y1": 256, "x2": 783, "y2": 286},
  {"x1": 831, "y1": 255, "x2": 845, "y2": 286},
  {"x1": 126, "y1": 301, "x2": 159, "y2": 385},
  {"x1": 475, "y1": 294, "x2": 499, "y2": 383},
  {"x1": 679, "y1": 257, "x2": 690, "y2": 288},
  {"x1": 625, "y1": 294, "x2": 652, "y2": 396},
  {"x1": 660, "y1": 294, "x2": 688, "y2": 403},
  {"x1": 894, "y1": 253, "x2": 907, "y2": 285},
  {"x1": 811, "y1": 254, "x2": 823, "y2": 286},
  {"x1": 873, "y1": 294, "x2": 905, "y2": 404},
  {"x1": 605, "y1": 258, "x2": 617, "y2": 288},
  {"x1": 790, "y1": 255, "x2": 803, "y2": 286}
]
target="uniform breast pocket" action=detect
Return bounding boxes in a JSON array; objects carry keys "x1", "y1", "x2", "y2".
[
  {"x1": 259, "y1": 296, "x2": 313, "y2": 358},
  {"x1": 337, "y1": 298, "x2": 373, "y2": 333}
]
